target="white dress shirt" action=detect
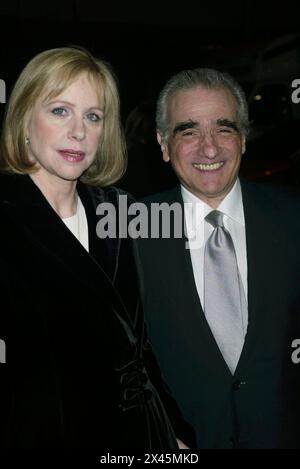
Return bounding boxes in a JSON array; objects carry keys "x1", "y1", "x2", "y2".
[{"x1": 181, "y1": 179, "x2": 248, "y2": 313}]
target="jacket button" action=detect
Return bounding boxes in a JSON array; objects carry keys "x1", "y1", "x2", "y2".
[{"x1": 232, "y1": 380, "x2": 246, "y2": 390}]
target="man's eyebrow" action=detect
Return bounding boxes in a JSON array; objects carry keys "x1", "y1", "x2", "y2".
[
  {"x1": 172, "y1": 120, "x2": 198, "y2": 136},
  {"x1": 217, "y1": 119, "x2": 239, "y2": 131}
]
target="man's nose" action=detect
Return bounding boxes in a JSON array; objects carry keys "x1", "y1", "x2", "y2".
[
  {"x1": 199, "y1": 133, "x2": 218, "y2": 159},
  {"x1": 68, "y1": 116, "x2": 86, "y2": 141}
]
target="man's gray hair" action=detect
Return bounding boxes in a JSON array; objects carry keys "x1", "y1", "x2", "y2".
[{"x1": 156, "y1": 68, "x2": 250, "y2": 142}]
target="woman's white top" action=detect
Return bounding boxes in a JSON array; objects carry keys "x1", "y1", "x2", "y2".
[{"x1": 62, "y1": 196, "x2": 89, "y2": 252}]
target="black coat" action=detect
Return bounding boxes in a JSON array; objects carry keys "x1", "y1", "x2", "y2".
[
  {"x1": 138, "y1": 180, "x2": 300, "y2": 448},
  {"x1": 0, "y1": 174, "x2": 194, "y2": 449}
]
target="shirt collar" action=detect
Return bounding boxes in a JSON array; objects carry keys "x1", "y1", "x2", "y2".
[
  {"x1": 181, "y1": 178, "x2": 245, "y2": 227},
  {"x1": 217, "y1": 179, "x2": 245, "y2": 226}
]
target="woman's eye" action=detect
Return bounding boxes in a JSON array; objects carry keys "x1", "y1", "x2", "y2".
[
  {"x1": 51, "y1": 107, "x2": 67, "y2": 116},
  {"x1": 86, "y1": 112, "x2": 101, "y2": 122}
]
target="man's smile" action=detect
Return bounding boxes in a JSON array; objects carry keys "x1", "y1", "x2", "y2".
[{"x1": 193, "y1": 162, "x2": 225, "y2": 171}]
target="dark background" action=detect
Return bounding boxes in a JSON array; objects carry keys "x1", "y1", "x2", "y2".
[{"x1": 1, "y1": 0, "x2": 300, "y2": 194}]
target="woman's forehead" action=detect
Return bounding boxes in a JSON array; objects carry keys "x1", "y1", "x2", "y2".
[{"x1": 39, "y1": 71, "x2": 104, "y2": 103}]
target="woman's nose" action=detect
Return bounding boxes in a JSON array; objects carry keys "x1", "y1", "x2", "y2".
[{"x1": 68, "y1": 116, "x2": 85, "y2": 141}]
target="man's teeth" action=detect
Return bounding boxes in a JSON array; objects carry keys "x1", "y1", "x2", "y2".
[{"x1": 193, "y1": 162, "x2": 224, "y2": 171}]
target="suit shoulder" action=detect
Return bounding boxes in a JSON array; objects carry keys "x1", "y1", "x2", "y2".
[{"x1": 241, "y1": 179, "x2": 300, "y2": 210}]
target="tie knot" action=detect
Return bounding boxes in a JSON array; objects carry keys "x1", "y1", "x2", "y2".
[{"x1": 205, "y1": 210, "x2": 224, "y2": 228}]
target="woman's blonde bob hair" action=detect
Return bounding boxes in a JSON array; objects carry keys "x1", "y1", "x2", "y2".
[{"x1": 0, "y1": 46, "x2": 126, "y2": 186}]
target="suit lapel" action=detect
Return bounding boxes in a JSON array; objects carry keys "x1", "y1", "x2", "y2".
[{"x1": 235, "y1": 179, "x2": 282, "y2": 372}]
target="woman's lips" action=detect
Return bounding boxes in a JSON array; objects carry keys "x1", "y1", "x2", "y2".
[{"x1": 58, "y1": 150, "x2": 85, "y2": 162}]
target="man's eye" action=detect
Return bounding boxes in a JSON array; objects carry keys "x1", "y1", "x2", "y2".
[
  {"x1": 219, "y1": 127, "x2": 233, "y2": 134},
  {"x1": 182, "y1": 130, "x2": 196, "y2": 137},
  {"x1": 51, "y1": 107, "x2": 67, "y2": 116},
  {"x1": 86, "y1": 112, "x2": 101, "y2": 122}
]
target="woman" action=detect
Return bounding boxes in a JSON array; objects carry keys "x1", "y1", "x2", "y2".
[{"x1": 0, "y1": 47, "x2": 193, "y2": 448}]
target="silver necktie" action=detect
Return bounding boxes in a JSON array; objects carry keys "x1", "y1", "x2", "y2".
[{"x1": 204, "y1": 210, "x2": 245, "y2": 374}]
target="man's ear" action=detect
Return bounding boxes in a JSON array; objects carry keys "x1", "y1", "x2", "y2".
[{"x1": 157, "y1": 131, "x2": 170, "y2": 162}]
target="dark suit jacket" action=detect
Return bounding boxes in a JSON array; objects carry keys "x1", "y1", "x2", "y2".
[
  {"x1": 0, "y1": 174, "x2": 194, "y2": 449},
  {"x1": 138, "y1": 179, "x2": 300, "y2": 448}
]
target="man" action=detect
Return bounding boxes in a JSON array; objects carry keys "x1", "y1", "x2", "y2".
[{"x1": 138, "y1": 68, "x2": 300, "y2": 448}]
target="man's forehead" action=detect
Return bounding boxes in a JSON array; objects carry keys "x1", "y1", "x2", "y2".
[
  {"x1": 168, "y1": 86, "x2": 238, "y2": 123},
  {"x1": 170, "y1": 86, "x2": 236, "y2": 106}
]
